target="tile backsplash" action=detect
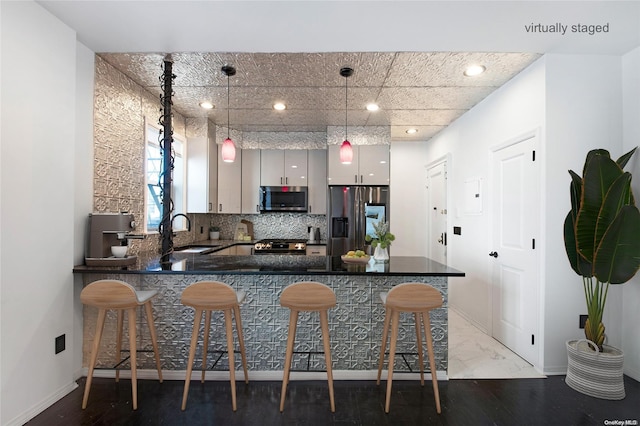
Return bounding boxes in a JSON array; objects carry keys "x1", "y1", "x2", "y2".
[{"x1": 204, "y1": 213, "x2": 326, "y2": 241}]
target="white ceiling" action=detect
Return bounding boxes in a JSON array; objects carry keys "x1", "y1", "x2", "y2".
[{"x1": 36, "y1": 1, "x2": 640, "y2": 142}]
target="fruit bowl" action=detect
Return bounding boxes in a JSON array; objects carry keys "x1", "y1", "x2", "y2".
[{"x1": 341, "y1": 254, "x2": 370, "y2": 264}]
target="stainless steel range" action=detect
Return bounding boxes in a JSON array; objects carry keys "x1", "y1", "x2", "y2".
[{"x1": 253, "y1": 239, "x2": 307, "y2": 255}]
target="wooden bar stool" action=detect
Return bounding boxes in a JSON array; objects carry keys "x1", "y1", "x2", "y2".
[
  {"x1": 181, "y1": 281, "x2": 248, "y2": 412},
  {"x1": 279, "y1": 281, "x2": 336, "y2": 413},
  {"x1": 80, "y1": 279, "x2": 163, "y2": 410},
  {"x1": 376, "y1": 282, "x2": 443, "y2": 414}
]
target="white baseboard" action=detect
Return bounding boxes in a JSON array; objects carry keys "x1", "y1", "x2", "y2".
[
  {"x1": 5, "y1": 381, "x2": 78, "y2": 426},
  {"x1": 79, "y1": 367, "x2": 449, "y2": 382}
]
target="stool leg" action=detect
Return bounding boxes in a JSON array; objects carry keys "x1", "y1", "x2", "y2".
[
  {"x1": 320, "y1": 309, "x2": 335, "y2": 413},
  {"x1": 385, "y1": 309, "x2": 399, "y2": 414},
  {"x1": 116, "y1": 310, "x2": 124, "y2": 382},
  {"x1": 202, "y1": 310, "x2": 212, "y2": 383},
  {"x1": 280, "y1": 309, "x2": 298, "y2": 412},
  {"x1": 144, "y1": 301, "x2": 163, "y2": 383},
  {"x1": 422, "y1": 310, "x2": 441, "y2": 414},
  {"x1": 224, "y1": 309, "x2": 237, "y2": 411},
  {"x1": 233, "y1": 305, "x2": 249, "y2": 384},
  {"x1": 377, "y1": 308, "x2": 391, "y2": 385},
  {"x1": 414, "y1": 312, "x2": 425, "y2": 386},
  {"x1": 127, "y1": 308, "x2": 138, "y2": 410},
  {"x1": 82, "y1": 308, "x2": 106, "y2": 409},
  {"x1": 182, "y1": 308, "x2": 202, "y2": 411}
]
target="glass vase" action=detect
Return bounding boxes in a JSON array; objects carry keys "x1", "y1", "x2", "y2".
[{"x1": 373, "y1": 246, "x2": 389, "y2": 263}]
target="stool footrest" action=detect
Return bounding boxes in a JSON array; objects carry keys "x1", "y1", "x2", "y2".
[{"x1": 381, "y1": 351, "x2": 433, "y2": 373}]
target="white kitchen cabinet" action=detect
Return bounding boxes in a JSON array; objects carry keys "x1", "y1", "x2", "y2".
[
  {"x1": 186, "y1": 136, "x2": 217, "y2": 213},
  {"x1": 327, "y1": 145, "x2": 389, "y2": 185},
  {"x1": 307, "y1": 149, "x2": 327, "y2": 214},
  {"x1": 260, "y1": 149, "x2": 308, "y2": 186},
  {"x1": 242, "y1": 149, "x2": 261, "y2": 214},
  {"x1": 217, "y1": 145, "x2": 242, "y2": 213},
  {"x1": 358, "y1": 145, "x2": 390, "y2": 185},
  {"x1": 305, "y1": 245, "x2": 326, "y2": 256},
  {"x1": 235, "y1": 244, "x2": 253, "y2": 255}
]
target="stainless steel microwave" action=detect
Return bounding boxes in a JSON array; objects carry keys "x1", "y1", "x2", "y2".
[{"x1": 260, "y1": 186, "x2": 308, "y2": 212}]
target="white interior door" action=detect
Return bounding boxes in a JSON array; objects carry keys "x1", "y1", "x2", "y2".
[
  {"x1": 426, "y1": 160, "x2": 447, "y2": 264},
  {"x1": 490, "y1": 133, "x2": 539, "y2": 366}
]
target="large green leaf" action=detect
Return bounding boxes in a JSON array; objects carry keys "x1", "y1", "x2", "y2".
[
  {"x1": 616, "y1": 147, "x2": 637, "y2": 169},
  {"x1": 594, "y1": 205, "x2": 640, "y2": 284},
  {"x1": 575, "y1": 153, "x2": 624, "y2": 262},
  {"x1": 594, "y1": 172, "x2": 634, "y2": 250},
  {"x1": 569, "y1": 170, "x2": 582, "y2": 217},
  {"x1": 563, "y1": 211, "x2": 593, "y2": 277},
  {"x1": 583, "y1": 149, "x2": 611, "y2": 176}
]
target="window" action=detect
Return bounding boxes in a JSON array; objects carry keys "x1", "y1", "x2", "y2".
[{"x1": 144, "y1": 122, "x2": 187, "y2": 233}]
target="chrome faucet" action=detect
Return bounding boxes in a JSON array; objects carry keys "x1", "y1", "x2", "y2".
[{"x1": 171, "y1": 213, "x2": 191, "y2": 232}]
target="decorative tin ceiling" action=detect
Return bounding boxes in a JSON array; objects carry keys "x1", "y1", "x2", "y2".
[{"x1": 99, "y1": 51, "x2": 540, "y2": 142}]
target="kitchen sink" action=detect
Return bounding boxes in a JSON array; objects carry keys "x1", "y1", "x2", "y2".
[{"x1": 174, "y1": 245, "x2": 219, "y2": 254}]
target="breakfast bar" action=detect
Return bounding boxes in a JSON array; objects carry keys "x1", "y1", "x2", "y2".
[{"x1": 74, "y1": 252, "x2": 464, "y2": 380}]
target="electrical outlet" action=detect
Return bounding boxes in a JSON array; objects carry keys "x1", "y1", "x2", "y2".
[
  {"x1": 579, "y1": 315, "x2": 588, "y2": 329},
  {"x1": 55, "y1": 334, "x2": 65, "y2": 354},
  {"x1": 200, "y1": 226, "x2": 204, "y2": 234}
]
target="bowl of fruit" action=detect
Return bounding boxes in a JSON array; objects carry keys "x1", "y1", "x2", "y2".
[{"x1": 341, "y1": 250, "x2": 370, "y2": 264}]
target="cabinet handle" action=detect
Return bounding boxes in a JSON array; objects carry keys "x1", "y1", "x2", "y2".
[
  {"x1": 309, "y1": 205, "x2": 312, "y2": 213},
  {"x1": 360, "y1": 175, "x2": 363, "y2": 183},
  {"x1": 280, "y1": 177, "x2": 283, "y2": 185},
  {"x1": 354, "y1": 174, "x2": 358, "y2": 183},
  {"x1": 209, "y1": 202, "x2": 212, "y2": 212},
  {"x1": 285, "y1": 177, "x2": 288, "y2": 185},
  {"x1": 219, "y1": 203, "x2": 222, "y2": 212},
  {"x1": 256, "y1": 204, "x2": 259, "y2": 213}
]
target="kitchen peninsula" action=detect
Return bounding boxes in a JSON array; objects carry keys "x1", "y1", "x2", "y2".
[{"x1": 74, "y1": 248, "x2": 464, "y2": 379}]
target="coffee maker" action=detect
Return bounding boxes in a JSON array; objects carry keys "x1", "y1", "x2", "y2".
[{"x1": 85, "y1": 213, "x2": 144, "y2": 263}]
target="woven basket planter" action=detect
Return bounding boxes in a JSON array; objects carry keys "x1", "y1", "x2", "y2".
[{"x1": 565, "y1": 339, "x2": 625, "y2": 400}]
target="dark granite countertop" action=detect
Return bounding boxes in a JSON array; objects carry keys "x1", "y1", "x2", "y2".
[{"x1": 73, "y1": 250, "x2": 464, "y2": 277}]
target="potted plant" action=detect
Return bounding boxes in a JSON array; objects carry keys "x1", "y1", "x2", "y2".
[
  {"x1": 209, "y1": 226, "x2": 220, "y2": 240},
  {"x1": 366, "y1": 220, "x2": 395, "y2": 263},
  {"x1": 563, "y1": 147, "x2": 640, "y2": 400}
]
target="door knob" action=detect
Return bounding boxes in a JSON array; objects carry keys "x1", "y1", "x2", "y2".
[{"x1": 489, "y1": 251, "x2": 498, "y2": 258}]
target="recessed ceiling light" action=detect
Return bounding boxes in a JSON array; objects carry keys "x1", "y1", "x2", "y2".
[
  {"x1": 366, "y1": 103, "x2": 379, "y2": 112},
  {"x1": 464, "y1": 65, "x2": 486, "y2": 77},
  {"x1": 273, "y1": 102, "x2": 286, "y2": 111},
  {"x1": 199, "y1": 101, "x2": 214, "y2": 109},
  {"x1": 406, "y1": 128, "x2": 418, "y2": 134}
]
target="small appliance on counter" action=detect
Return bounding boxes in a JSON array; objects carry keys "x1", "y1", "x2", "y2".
[{"x1": 85, "y1": 212, "x2": 145, "y2": 266}]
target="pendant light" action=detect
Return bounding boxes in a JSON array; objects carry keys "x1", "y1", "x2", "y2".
[
  {"x1": 339, "y1": 67, "x2": 354, "y2": 164},
  {"x1": 221, "y1": 65, "x2": 236, "y2": 163}
]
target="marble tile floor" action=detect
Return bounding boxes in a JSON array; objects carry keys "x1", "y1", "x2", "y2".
[{"x1": 448, "y1": 308, "x2": 546, "y2": 379}]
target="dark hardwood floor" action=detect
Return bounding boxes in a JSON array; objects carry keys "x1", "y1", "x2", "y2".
[{"x1": 26, "y1": 375, "x2": 640, "y2": 425}]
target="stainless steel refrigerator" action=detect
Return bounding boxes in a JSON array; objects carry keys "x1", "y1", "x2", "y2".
[{"x1": 327, "y1": 185, "x2": 390, "y2": 255}]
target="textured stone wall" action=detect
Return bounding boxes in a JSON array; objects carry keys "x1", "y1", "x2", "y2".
[{"x1": 82, "y1": 273, "x2": 448, "y2": 375}]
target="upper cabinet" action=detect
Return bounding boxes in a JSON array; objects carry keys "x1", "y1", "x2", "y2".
[
  {"x1": 241, "y1": 150, "x2": 261, "y2": 214},
  {"x1": 186, "y1": 136, "x2": 217, "y2": 213},
  {"x1": 217, "y1": 145, "x2": 242, "y2": 213},
  {"x1": 307, "y1": 149, "x2": 327, "y2": 214},
  {"x1": 260, "y1": 149, "x2": 308, "y2": 186},
  {"x1": 327, "y1": 145, "x2": 389, "y2": 185}
]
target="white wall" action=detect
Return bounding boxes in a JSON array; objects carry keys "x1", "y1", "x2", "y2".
[
  {"x1": 424, "y1": 57, "x2": 546, "y2": 337},
  {"x1": 73, "y1": 42, "x2": 95, "y2": 379},
  {"x1": 0, "y1": 2, "x2": 82, "y2": 424},
  {"x1": 542, "y1": 54, "x2": 623, "y2": 374},
  {"x1": 621, "y1": 46, "x2": 640, "y2": 381},
  {"x1": 389, "y1": 142, "x2": 429, "y2": 257}
]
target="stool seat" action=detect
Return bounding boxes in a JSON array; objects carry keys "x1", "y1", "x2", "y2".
[
  {"x1": 181, "y1": 281, "x2": 248, "y2": 412},
  {"x1": 80, "y1": 279, "x2": 163, "y2": 410},
  {"x1": 377, "y1": 283, "x2": 443, "y2": 414},
  {"x1": 280, "y1": 282, "x2": 336, "y2": 413}
]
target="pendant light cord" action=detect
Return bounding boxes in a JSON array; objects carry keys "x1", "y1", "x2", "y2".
[
  {"x1": 344, "y1": 73, "x2": 348, "y2": 141},
  {"x1": 227, "y1": 73, "x2": 230, "y2": 139}
]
